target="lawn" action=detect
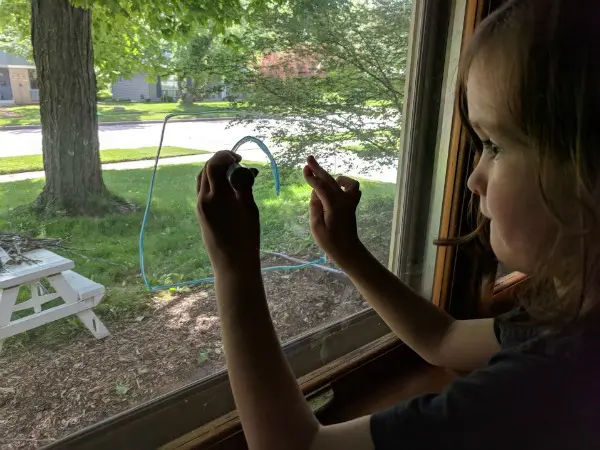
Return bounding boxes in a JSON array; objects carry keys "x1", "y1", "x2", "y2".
[
  {"x1": 0, "y1": 101, "x2": 243, "y2": 127},
  {"x1": 0, "y1": 164, "x2": 395, "y2": 348},
  {"x1": 0, "y1": 146, "x2": 209, "y2": 175},
  {"x1": 274, "y1": 128, "x2": 400, "y2": 154}
]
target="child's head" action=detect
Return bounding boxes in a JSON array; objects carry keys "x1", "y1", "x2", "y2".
[{"x1": 458, "y1": 0, "x2": 600, "y2": 322}]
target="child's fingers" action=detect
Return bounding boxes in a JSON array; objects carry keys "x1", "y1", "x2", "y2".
[
  {"x1": 235, "y1": 183, "x2": 256, "y2": 208},
  {"x1": 337, "y1": 176, "x2": 360, "y2": 193},
  {"x1": 337, "y1": 175, "x2": 362, "y2": 205},
  {"x1": 309, "y1": 189, "x2": 326, "y2": 229},
  {"x1": 206, "y1": 151, "x2": 238, "y2": 194},
  {"x1": 306, "y1": 155, "x2": 340, "y2": 191},
  {"x1": 196, "y1": 168, "x2": 204, "y2": 197},
  {"x1": 304, "y1": 165, "x2": 336, "y2": 210},
  {"x1": 197, "y1": 168, "x2": 210, "y2": 197}
]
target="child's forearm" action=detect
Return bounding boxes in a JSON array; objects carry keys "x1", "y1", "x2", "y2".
[
  {"x1": 214, "y1": 263, "x2": 320, "y2": 450},
  {"x1": 339, "y1": 243, "x2": 455, "y2": 365}
]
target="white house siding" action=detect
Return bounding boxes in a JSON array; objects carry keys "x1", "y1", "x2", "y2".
[
  {"x1": 0, "y1": 51, "x2": 37, "y2": 105},
  {"x1": 111, "y1": 73, "x2": 159, "y2": 101}
]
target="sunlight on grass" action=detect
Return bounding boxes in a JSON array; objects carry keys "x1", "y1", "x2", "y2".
[{"x1": 0, "y1": 101, "x2": 244, "y2": 127}]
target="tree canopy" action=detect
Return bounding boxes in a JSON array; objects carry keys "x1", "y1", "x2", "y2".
[
  {"x1": 0, "y1": 0, "x2": 279, "y2": 86},
  {"x1": 0, "y1": 0, "x2": 282, "y2": 216},
  {"x1": 210, "y1": 0, "x2": 412, "y2": 172}
]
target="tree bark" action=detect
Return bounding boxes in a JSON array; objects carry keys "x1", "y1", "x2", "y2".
[{"x1": 31, "y1": 0, "x2": 115, "y2": 215}]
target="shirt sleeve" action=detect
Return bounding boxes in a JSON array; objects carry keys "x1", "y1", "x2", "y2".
[
  {"x1": 369, "y1": 349, "x2": 566, "y2": 450},
  {"x1": 494, "y1": 307, "x2": 540, "y2": 349}
]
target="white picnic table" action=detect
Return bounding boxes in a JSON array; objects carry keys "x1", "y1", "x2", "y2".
[{"x1": 0, "y1": 248, "x2": 109, "y2": 350}]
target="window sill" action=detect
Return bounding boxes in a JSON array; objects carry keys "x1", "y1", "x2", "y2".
[
  {"x1": 494, "y1": 272, "x2": 528, "y2": 298},
  {"x1": 162, "y1": 333, "x2": 402, "y2": 449},
  {"x1": 164, "y1": 271, "x2": 529, "y2": 450},
  {"x1": 165, "y1": 342, "x2": 457, "y2": 450}
]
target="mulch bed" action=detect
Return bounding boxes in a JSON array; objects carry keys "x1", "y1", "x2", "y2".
[{"x1": 0, "y1": 259, "x2": 367, "y2": 449}]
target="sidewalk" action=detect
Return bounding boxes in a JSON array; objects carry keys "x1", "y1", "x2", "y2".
[
  {"x1": 0, "y1": 148, "x2": 273, "y2": 184},
  {"x1": 0, "y1": 154, "x2": 211, "y2": 183},
  {"x1": 0, "y1": 116, "x2": 238, "y2": 131}
]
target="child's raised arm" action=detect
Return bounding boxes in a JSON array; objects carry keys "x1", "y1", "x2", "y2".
[
  {"x1": 303, "y1": 156, "x2": 500, "y2": 371},
  {"x1": 196, "y1": 151, "x2": 375, "y2": 450}
]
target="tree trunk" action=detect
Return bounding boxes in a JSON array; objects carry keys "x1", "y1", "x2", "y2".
[{"x1": 31, "y1": 0, "x2": 119, "y2": 215}]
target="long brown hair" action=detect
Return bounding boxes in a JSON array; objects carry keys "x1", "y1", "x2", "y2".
[{"x1": 440, "y1": 0, "x2": 600, "y2": 327}]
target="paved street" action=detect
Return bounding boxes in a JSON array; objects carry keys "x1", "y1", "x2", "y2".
[
  {"x1": 0, "y1": 120, "x2": 268, "y2": 157},
  {"x1": 0, "y1": 119, "x2": 399, "y2": 183}
]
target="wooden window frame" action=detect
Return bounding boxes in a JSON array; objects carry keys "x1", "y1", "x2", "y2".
[
  {"x1": 43, "y1": 0, "x2": 492, "y2": 448},
  {"x1": 494, "y1": 272, "x2": 528, "y2": 298}
]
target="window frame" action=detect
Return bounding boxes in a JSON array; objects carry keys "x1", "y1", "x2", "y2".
[
  {"x1": 432, "y1": 0, "x2": 500, "y2": 319},
  {"x1": 43, "y1": 0, "x2": 481, "y2": 448},
  {"x1": 28, "y1": 68, "x2": 39, "y2": 90},
  {"x1": 494, "y1": 272, "x2": 528, "y2": 297}
]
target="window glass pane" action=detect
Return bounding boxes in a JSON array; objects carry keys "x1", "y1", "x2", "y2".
[
  {"x1": 0, "y1": 0, "x2": 428, "y2": 445},
  {"x1": 28, "y1": 69, "x2": 38, "y2": 90}
]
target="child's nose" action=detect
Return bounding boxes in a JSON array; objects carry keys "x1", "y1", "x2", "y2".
[{"x1": 467, "y1": 160, "x2": 487, "y2": 197}]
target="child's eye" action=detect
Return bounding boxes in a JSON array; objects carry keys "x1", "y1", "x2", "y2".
[{"x1": 482, "y1": 140, "x2": 501, "y2": 158}]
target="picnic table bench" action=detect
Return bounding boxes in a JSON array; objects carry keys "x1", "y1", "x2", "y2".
[{"x1": 0, "y1": 248, "x2": 109, "y2": 350}]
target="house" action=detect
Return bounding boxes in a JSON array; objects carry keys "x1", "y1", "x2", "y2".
[
  {"x1": 0, "y1": 51, "x2": 39, "y2": 105},
  {"x1": 111, "y1": 73, "x2": 229, "y2": 102},
  {"x1": 111, "y1": 73, "x2": 162, "y2": 102}
]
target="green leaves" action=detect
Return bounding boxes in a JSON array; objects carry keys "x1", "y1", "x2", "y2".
[
  {"x1": 0, "y1": 0, "x2": 278, "y2": 86},
  {"x1": 222, "y1": 0, "x2": 412, "y2": 173},
  {"x1": 0, "y1": 0, "x2": 32, "y2": 59}
]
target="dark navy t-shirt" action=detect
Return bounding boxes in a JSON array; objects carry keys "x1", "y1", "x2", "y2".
[{"x1": 370, "y1": 308, "x2": 600, "y2": 449}]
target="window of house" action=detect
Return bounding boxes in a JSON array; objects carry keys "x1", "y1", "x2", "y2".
[
  {"x1": 28, "y1": 69, "x2": 38, "y2": 90},
  {"x1": 0, "y1": 0, "x2": 471, "y2": 447}
]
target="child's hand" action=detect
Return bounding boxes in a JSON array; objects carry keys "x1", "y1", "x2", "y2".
[
  {"x1": 196, "y1": 151, "x2": 261, "y2": 272},
  {"x1": 303, "y1": 155, "x2": 363, "y2": 266}
]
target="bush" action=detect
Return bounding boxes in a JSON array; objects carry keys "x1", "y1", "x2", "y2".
[{"x1": 97, "y1": 88, "x2": 113, "y2": 101}]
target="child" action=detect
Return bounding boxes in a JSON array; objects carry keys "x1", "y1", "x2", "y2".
[{"x1": 195, "y1": 0, "x2": 600, "y2": 448}]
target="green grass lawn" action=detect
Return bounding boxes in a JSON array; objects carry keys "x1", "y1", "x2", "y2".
[
  {"x1": 0, "y1": 164, "x2": 395, "y2": 347},
  {"x1": 0, "y1": 147, "x2": 209, "y2": 175},
  {"x1": 0, "y1": 101, "x2": 243, "y2": 127}
]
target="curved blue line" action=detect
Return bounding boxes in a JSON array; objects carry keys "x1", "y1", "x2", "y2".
[
  {"x1": 139, "y1": 112, "x2": 329, "y2": 292},
  {"x1": 231, "y1": 135, "x2": 281, "y2": 196}
]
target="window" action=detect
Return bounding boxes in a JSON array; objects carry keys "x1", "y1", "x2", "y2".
[
  {"x1": 0, "y1": 0, "x2": 468, "y2": 447},
  {"x1": 27, "y1": 69, "x2": 39, "y2": 90}
]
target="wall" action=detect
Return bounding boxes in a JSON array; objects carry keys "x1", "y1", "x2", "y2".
[
  {"x1": 9, "y1": 68, "x2": 32, "y2": 105},
  {"x1": 0, "y1": 52, "x2": 36, "y2": 105},
  {"x1": 112, "y1": 73, "x2": 159, "y2": 101}
]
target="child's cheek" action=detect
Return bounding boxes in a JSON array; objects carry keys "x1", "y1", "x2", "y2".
[{"x1": 486, "y1": 162, "x2": 545, "y2": 271}]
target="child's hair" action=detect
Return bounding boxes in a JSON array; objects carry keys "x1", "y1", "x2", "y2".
[{"x1": 440, "y1": 0, "x2": 600, "y2": 327}]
